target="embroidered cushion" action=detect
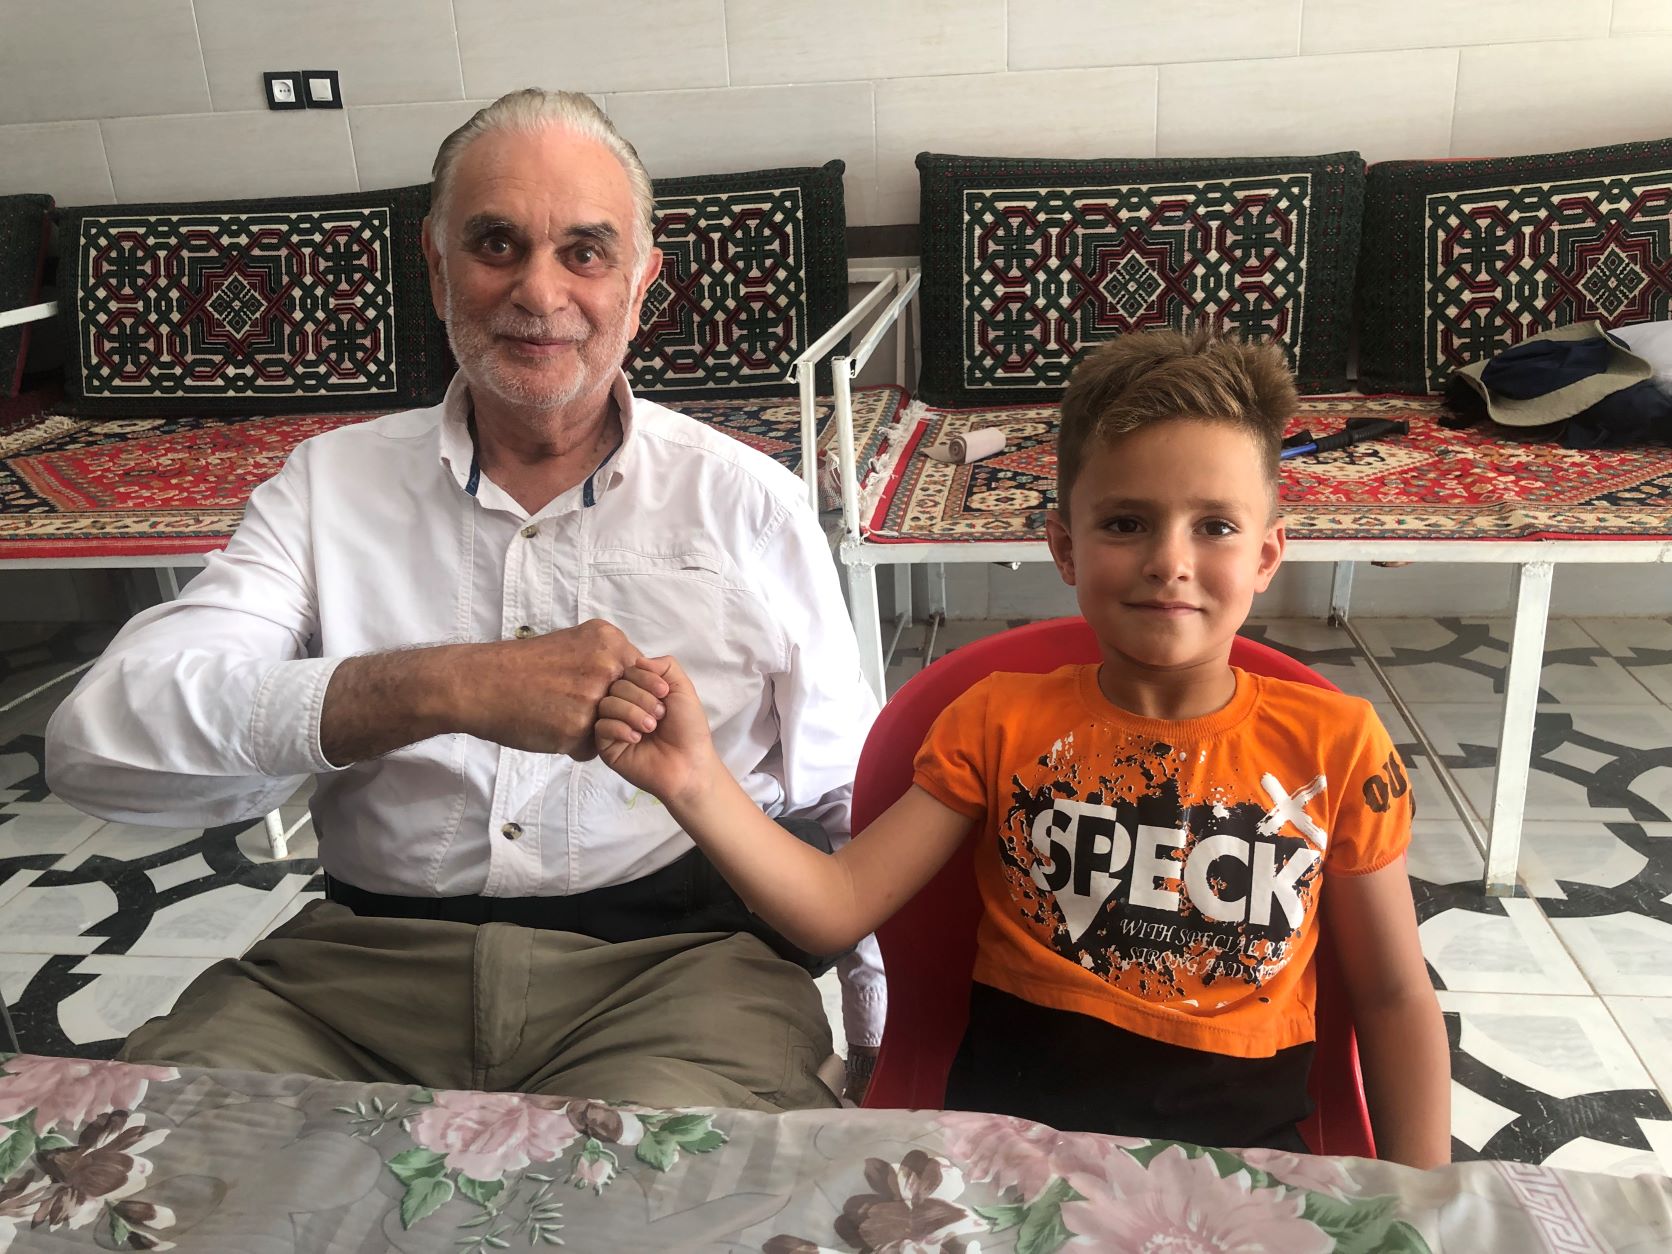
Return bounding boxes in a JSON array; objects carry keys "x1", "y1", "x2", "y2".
[
  {"x1": 915, "y1": 151, "x2": 1365, "y2": 406},
  {"x1": 628, "y1": 160, "x2": 848, "y2": 397},
  {"x1": 1357, "y1": 138, "x2": 1672, "y2": 394},
  {"x1": 57, "y1": 183, "x2": 450, "y2": 416}
]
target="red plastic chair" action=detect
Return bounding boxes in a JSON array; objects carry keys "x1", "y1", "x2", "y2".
[{"x1": 855, "y1": 616, "x2": 1377, "y2": 1159}]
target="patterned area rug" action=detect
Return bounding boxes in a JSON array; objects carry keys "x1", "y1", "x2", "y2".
[
  {"x1": 680, "y1": 384, "x2": 908, "y2": 487},
  {"x1": 869, "y1": 394, "x2": 1672, "y2": 543},
  {"x1": 0, "y1": 411, "x2": 372, "y2": 559}
]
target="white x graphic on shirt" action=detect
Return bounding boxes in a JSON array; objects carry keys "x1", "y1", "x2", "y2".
[{"x1": 1257, "y1": 772, "x2": 1329, "y2": 849}]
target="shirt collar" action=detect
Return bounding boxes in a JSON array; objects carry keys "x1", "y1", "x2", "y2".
[{"x1": 436, "y1": 370, "x2": 640, "y2": 506}]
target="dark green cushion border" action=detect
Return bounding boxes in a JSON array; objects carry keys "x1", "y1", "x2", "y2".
[
  {"x1": 916, "y1": 151, "x2": 1365, "y2": 406},
  {"x1": 632, "y1": 159, "x2": 848, "y2": 399},
  {"x1": 1357, "y1": 137, "x2": 1672, "y2": 395},
  {"x1": 56, "y1": 183, "x2": 449, "y2": 417},
  {"x1": 0, "y1": 194, "x2": 53, "y2": 398}
]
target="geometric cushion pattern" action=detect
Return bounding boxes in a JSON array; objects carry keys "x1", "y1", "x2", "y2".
[
  {"x1": 0, "y1": 193, "x2": 54, "y2": 397},
  {"x1": 56, "y1": 184, "x2": 451, "y2": 416},
  {"x1": 867, "y1": 395, "x2": 1672, "y2": 543},
  {"x1": 628, "y1": 160, "x2": 848, "y2": 398},
  {"x1": 916, "y1": 151, "x2": 1365, "y2": 406},
  {"x1": 1357, "y1": 138, "x2": 1672, "y2": 394},
  {"x1": 0, "y1": 410, "x2": 368, "y2": 558}
]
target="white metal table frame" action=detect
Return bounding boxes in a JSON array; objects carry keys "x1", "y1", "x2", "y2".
[{"x1": 818, "y1": 286, "x2": 1672, "y2": 896}]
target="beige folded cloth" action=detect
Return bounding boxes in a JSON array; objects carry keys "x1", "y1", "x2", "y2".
[{"x1": 924, "y1": 427, "x2": 1006, "y2": 463}]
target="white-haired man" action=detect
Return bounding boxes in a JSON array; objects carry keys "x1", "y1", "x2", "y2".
[{"x1": 47, "y1": 89, "x2": 884, "y2": 1110}]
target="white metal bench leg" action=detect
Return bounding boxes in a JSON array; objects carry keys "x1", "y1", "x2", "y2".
[
  {"x1": 1484, "y1": 560, "x2": 1554, "y2": 897},
  {"x1": 848, "y1": 558, "x2": 887, "y2": 705},
  {"x1": 264, "y1": 810, "x2": 289, "y2": 859},
  {"x1": 1328, "y1": 560, "x2": 1355, "y2": 626}
]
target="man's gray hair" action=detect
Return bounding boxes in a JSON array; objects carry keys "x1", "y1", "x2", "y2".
[{"x1": 429, "y1": 88, "x2": 656, "y2": 264}]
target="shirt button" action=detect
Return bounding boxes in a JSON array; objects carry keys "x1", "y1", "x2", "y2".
[
  {"x1": 514, "y1": 625, "x2": 535, "y2": 640},
  {"x1": 520, "y1": 524, "x2": 538, "y2": 538},
  {"x1": 501, "y1": 822, "x2": 523, "y2": 840}
]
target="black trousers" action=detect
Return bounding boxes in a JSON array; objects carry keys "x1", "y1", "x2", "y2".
[
  {"x1": 324, "y1": 818, "x2": 850, "y2": 976},
  {"x1": 946, "y1": 983, "x2": 1314, "y2": 1152}
]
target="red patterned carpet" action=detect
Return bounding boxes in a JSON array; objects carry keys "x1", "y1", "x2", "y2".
[
  {"x1": 868, "y1": 394, "x2": 1672, "y2": 543},
  {"x1": 0, "y1": 412, "x2": 372, "y2": 558}
]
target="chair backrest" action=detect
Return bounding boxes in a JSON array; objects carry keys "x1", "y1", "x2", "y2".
[{"x1": 855, "y1": 616, "x2": 1377, "y2": 1159}]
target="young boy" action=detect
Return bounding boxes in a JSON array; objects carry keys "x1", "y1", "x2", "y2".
[{"x1": 593, "y1": 328, "x2": 1451, "y2": 1167}]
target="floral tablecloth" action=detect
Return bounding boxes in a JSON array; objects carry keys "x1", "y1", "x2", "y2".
[{"x1": 2, "y1": 1053, "x2": 1669, "y2": 1252}]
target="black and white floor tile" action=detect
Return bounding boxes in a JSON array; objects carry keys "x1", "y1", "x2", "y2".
[{"x1": 6, "y1": 613, "x2": 1672, "y2": 1180}]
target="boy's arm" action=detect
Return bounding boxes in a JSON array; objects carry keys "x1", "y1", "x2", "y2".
[
  {"x1": 1324, "y1": 860, "x2": 1452, "y2": 1169},
  {"x1": 598, "y1": 657, "x2": 976, "y2": 956}
]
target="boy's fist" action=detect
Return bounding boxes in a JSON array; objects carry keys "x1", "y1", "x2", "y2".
[{"x1": 594, "y1": 656, "x2": 715, "y2": 805}]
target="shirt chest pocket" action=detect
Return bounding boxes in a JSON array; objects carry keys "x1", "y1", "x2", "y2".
[{"x1": 578, "y1": 545, "x2": 744, "y2": 662}]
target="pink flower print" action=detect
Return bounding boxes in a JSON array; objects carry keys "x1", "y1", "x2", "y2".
[
  {"x1": 1061, "y1": 1144, "x2": 1333, "y2": 1254},
  {"x1": 0, "y1": 1056, "x2": 177, "y2": 1134},
  {"x1": 1237, "y1": 1146, "x2": 1354, "y2": 1199},
  {"x1": 936, "y1": 1110, "x2": 1135, "y2": 1202},
  {"x1": 568, "y1": 1138, "x2": 619, "y2": 1195},
  {"x1": 410, "y1": 1090, "x2": 579, "y2": 1182}
]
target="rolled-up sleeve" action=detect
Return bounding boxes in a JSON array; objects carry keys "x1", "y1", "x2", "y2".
[
  {"x1": 45, "y1": 450, "x2": 346, "y2": 826},
  {"x1": 760, "y1": 496, "x2": 888, "y2": 1047}
]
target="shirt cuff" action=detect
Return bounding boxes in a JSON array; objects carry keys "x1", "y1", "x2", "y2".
[
  {"x1": 837, "y1": 932, "x2": 889, "y2": 1049},
  {"x1": 250, "y1": 655, "x2": 349, "y2": 777}
]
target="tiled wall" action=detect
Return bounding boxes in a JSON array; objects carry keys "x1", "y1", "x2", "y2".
[{"x1": 3, "y1": 0, "x2": 1671, "y2": 222}]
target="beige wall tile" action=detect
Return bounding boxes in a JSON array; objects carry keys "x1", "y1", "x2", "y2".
[
  {"x1": 605, "y1": 82, "x2": 878, "y2": 221},
  {"x1": 0, "y1": 0, "x2": 209, "y2": 124},
  {"x1": 455, "y1": 0, "x2": 727, "y2": 97},
  {"x1": 101, "y1": 112, "x2": 358, "y2": 204},
  {"x1": 350, "y1": 101, "x2": 489, "y2": 191},
  {"x1": 1008, "y1": 0, "x2": 1300, "y2": 69},
  {"x1": 1301, "y1": 0, "x2": 1610, "y2": 54},
  {"x1": 194, "y1": 0, "x2": 465, "y2": 110},
  {"x1": 874, "y1": 68, "x2": 1158, "y2": 223},
  {"x1": 1158, "y1": 49, "x2": 1457, "y2": 162},
  {"x1": 1452, "y1": 37, "x2": 1672, "y2": 157},
  {"x1": 0, "y1": 121, "x2": 114, "y2": 205},
  {"x1": 1613, "y1": 0, "x2": 1672, "y2": 34},
  {"x1": 726, "y1": 0, "x2": 1004, "y2": 85}
]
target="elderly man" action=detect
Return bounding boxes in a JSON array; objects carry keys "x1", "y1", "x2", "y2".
[{"x1": 46, "y1": 88, "x2": 884, "y2": 1111}]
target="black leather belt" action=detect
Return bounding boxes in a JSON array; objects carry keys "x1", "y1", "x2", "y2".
[{"x1": 322, "y1": 822, "x2": 848, "y2": 975}]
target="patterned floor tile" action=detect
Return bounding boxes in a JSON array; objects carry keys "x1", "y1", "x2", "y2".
[
  {"x1": 1400, "y1": 702, "x2": 1672, "y2": 825},
  {"x1": 1420, "y1": 897, "x2": 1590, "y2": 995},
  {"x1": 1439, "y1": 990, "x2": 1672, "y2": 1172},
  {"x1": 1350, "y1": 617, "x2": 1661, "y2": 706},
  {"x1": 1604, "y1": 996, "x2": 1672, "y2": 1104},
  {"x1": 1518, "y1": 821, "x2": 1657, "y2": 902},
  {"x1": 53, "y1": 953, "x2": 221, "y2": 1047},
  {"x1": 1550, "y1": 912, "x2": 1672, "y2": 997},
  {"x1": 1579, "y1": 617, "x2": 1672, "y2": 706},
  {"x1": 0, "y1": 621, "x2": 116, "y2": 711}
]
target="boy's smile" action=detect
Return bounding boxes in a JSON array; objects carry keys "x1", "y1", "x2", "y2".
[{"x1": 1047, "y1": 417, "x2": 1285, "y2": 716}]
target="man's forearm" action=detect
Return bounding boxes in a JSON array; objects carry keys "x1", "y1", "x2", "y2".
[
  {"x1": 1356, "y1": 989, "x2": 1453, "y2": 1169},
  {"x1": 319, "y1": 645, "x2": 465, "y2": 767}
]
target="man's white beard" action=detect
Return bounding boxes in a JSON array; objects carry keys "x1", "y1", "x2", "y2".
[{"x1": 441, "y1": 278, "x2": 624, "y2": 414}]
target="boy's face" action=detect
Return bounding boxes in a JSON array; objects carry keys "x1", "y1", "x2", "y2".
[{"x1": 1046, "y1": 418, "x2": 1285, "y2": 675}]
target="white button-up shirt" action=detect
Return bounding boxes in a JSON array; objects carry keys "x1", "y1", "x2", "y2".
[{"x1": 46, "y1": 372, "x2": 886, "y2": 1044}]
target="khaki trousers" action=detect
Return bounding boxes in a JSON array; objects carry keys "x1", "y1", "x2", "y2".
[{"x1": 119, "y1": 901, "x2": 840, "y2": 1112}]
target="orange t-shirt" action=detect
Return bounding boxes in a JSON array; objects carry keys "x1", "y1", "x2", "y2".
[{"x1": 913, "y1": 663, "x2": 1412, "y2": 1060}]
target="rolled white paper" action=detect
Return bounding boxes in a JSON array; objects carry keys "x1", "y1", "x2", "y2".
[{"x1": 925, "y1": 426, "x2": 1007, "y2": 463}]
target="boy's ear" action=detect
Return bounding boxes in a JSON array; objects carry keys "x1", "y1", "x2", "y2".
[
  {"x1": 1045, "y1": 511, "x2": 1076, "y2": 586},
  {"x1": 1253, "y1": 517, "x2": 1286, "y2": 593}
]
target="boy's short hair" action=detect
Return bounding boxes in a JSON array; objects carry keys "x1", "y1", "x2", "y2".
[{"x1": 1056, "y1": 326, "x2": 1298, "y2": 514}]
